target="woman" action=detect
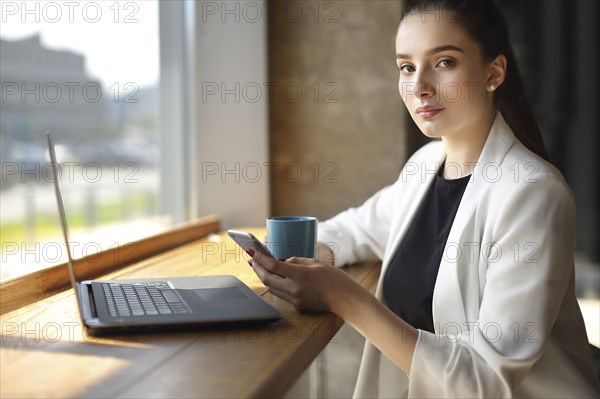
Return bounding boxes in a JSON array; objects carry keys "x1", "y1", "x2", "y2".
[{"x1": 249, "y1": 0, "x2": 600, "y2": 396}]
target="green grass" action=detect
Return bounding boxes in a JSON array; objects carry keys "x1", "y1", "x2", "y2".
[{"x1": 0, "y1": 192, "x2": 157, "y2": 246}]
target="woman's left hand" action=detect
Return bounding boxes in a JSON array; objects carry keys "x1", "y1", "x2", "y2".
[{"x1": 248, "y1": 254, "x2": 352, "y2": 313}]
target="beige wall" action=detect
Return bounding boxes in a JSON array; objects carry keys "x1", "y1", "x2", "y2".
[{"x1": 269, "y1": 1, "x2": 413, "y2": 220}]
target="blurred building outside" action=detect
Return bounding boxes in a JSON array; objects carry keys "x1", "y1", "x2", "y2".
[{"x1": 0, "y1": 33, "x2": 162, "y2": 281}]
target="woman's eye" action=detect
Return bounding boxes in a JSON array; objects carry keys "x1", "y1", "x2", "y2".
[
  {"x1": 437, "y1": 59, "x2": 455, "y2": 68},
  {"x1": 399, "y1": 64, "x2": 415, "y2": 73}
]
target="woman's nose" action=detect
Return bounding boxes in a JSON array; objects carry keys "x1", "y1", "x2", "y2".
[
  {"x1": 399, "y1": 68, "x2": 436, "y2": 102},
  {"x1": 414, "y1": 72, "x2": 435, "y2": 99}
]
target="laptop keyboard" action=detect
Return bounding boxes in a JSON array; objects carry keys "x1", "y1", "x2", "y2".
[{"x1": 102, "y1": 281, "x2": 189, "y2": 317}]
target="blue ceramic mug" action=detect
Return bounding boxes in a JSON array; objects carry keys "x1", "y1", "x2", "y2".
[{"x1": 266, "y1": 216, "x2": 318, "y2": 259}]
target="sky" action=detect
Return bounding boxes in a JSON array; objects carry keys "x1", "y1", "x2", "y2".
[{"x1": 0, "y1": 0, "x2": 159, "y2": 88}]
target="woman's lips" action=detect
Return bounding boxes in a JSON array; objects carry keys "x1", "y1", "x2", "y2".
[{"x1": 416, "y1": 106, "x2": 444, "y2": 120}]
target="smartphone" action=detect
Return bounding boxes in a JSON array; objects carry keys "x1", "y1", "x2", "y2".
[{"x1": 227, "y1": 230, "x2": 275, "y2": 260}]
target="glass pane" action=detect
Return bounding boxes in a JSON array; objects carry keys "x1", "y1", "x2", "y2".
[{"x1": 0, "y1": 1, "x2": 167, "y2": 281}]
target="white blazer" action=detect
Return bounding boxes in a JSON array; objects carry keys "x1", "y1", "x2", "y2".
[{"x1": 318, "y1": 113, "x2": 600, "y2": 398}]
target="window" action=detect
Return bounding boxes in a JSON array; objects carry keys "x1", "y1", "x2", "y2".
[{"x1": 0, "y1": 1, "x2": 171, "y2": 281}]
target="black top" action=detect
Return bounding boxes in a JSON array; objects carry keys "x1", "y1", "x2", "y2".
[{"x1": 382, "y1": 169, "x2": 470, "y2": 333}]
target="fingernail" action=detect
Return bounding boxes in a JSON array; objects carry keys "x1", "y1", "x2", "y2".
[{"x1": 246, "y1": 249, "x2": 255, "y2": 256}]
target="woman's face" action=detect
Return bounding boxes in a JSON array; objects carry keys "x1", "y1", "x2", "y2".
[{"x1": 396, "y1": 11, "x2": 497, "y2": 140}]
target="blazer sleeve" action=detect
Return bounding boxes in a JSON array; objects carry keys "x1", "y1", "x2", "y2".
[
  {"x1": 317, "y1": 181, "x2": 397, "y2": 267},
  {"x1": 408, "y1": 172, "x2": 580, "y2": 397}
]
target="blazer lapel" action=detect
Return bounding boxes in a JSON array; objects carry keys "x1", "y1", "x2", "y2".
[{"x1": 432, "y1": 112, "x2": 516, "y2": 329}]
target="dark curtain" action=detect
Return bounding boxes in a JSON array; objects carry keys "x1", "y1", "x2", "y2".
[{"x1": 500, "y1": 0, "x2": 599, "y2": 262}]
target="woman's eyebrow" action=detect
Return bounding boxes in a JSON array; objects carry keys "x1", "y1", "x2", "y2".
[{"x1": 396, "y1": 44, "x2": 464, "y2": 60}]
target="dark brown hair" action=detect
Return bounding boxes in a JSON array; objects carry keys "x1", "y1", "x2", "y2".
[{"x1": 400, "y1": 0, "x2": 550, "y2": 162}]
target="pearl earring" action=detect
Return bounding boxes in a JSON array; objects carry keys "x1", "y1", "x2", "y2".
[{"x1": 488, "y1": 84, "x2": 497, "y2": 92}]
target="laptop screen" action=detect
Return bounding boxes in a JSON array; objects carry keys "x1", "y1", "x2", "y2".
[{"x1": 46, "y1": 133, "x2": 83, "y2": 309}]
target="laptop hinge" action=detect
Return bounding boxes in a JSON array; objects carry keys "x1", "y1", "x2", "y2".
[{"x1": 79, "y1": 282, "x2": 98, "y2": 319}]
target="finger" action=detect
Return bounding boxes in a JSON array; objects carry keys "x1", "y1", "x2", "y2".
[
  {"x1": 247, "y1": 250, "x2": 280, "y2": 273},
  {"x1": 267, "y1": 287, "x2": 297, "y2": 305},
  {"x1": 252, "y1": 254, "x2": 300, "y2": 279},
  {"x1": 250, "y1": 251, "x2": 278, "y2": 268},
  {"x1": 285, "y1": 256, "x2": 319, "y2": 266},
  {"x1": 245, "y1": 246, "x2": 272, "y2": 262},
  {"x1": 251, "y1": 261, "x2": 292, "y2": 292}
]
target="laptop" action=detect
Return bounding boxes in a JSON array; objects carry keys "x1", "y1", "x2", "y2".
[{"x1": 46, "y1": 133, "x2": 281, "y2": 335}]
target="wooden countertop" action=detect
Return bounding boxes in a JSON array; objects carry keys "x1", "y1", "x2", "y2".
[{"x1": 0, "y1": 222, "x2": 380, "y2": 398}]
